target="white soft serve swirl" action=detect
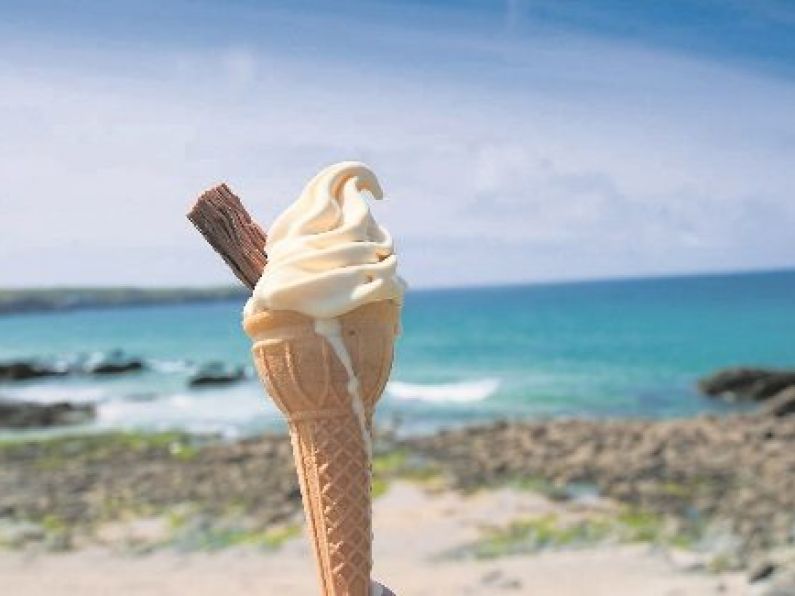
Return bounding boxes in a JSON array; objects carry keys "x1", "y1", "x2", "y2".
[{"x1": 244, "y1": 161, "x2": 406, "y2": 320}]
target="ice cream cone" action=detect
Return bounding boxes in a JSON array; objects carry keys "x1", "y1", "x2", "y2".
[{"x1": 244, "y1": 300, "x2": 399, "y2": 596}]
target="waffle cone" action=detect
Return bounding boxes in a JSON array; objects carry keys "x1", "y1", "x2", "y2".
[{"x1": 244, "y1": 300, "x2": 399, "y2": 596}]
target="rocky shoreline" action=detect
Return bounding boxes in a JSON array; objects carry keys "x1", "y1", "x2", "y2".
[
  {"x1": 0, "y1": 354, "x2": 251, "y2": 430},
  {"x1": 0, "y1": 408, "x2": 793, "y2": 587},
  {"x1": 412, "y1": 413, "x2": 795, "y2": 568}
]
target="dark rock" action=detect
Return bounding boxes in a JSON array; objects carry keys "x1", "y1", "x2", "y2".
[
  {"x1": 84, "y1": 351, "x2": 145, "y2": 375},
  {"x1": 89, "y1": 361, "x2": 144, "y2": 375},
  {"x1": 750, "y1": 561, "x2": 777, "y2": 583},
  {"x1": 0, "y1": 400, "x2": 95, "y2": 428},
  {"x1": 0, "y1": 353, "x2": 146, "y2": 380},
  {"x1": 0, "y1": 361, "x2": 67, "y2": 381},
  {"x1": 188, "y1": 362, "x2": 245, "y2": 387},
  {"x1": 762, "y1": 388, "x2": 795, "y2": 418},
  {"x1": 698, "y1": 368, "x2": 795, "y2": 402}
]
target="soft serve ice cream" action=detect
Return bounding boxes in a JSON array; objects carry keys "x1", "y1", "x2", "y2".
[
  {"x1": 244, "y1": 161, "x2": 405, "y2": 320},
  {"x1": 244, "y1": 161, "x2": 405, "y2": 460},
  {"x1": 241, "y1": 162, "x2": 402, "y2": 594}
]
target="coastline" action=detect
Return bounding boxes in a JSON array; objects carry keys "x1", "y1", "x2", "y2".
[
  {"x1": 0, "y1": 287, "x2": 247, "y2": 316},
  {"x1": 1, "y1": 410, "x2": 793, "y2": 593}
]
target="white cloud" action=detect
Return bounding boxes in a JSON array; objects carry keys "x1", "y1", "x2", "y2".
[{"x1": 0, "y1": 23, "x2": 793, "y2": 288}]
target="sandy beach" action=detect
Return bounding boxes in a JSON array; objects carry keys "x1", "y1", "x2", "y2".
[{"x1": 0, "y1": 482, "x2": 747, "y2": 596}]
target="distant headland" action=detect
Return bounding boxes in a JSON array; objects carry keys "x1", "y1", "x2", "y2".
[
  {"x1": 0, "y1": 287, "x2": 248, "y2": 315},
  {"x1": 2, "y1": 268, "x2": 793, "y2": 316}
]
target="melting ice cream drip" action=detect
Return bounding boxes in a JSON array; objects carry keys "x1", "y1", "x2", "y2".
[{"x1": 314, "y1": 318, "x2": 373, "y2": 462}]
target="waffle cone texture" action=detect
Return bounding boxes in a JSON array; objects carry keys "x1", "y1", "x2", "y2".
[{"x1": 244, "y1": 300, "x2": 399, "y2": 596}]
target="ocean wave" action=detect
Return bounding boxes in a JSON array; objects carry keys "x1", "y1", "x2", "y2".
[
  {"x1": 3, "y1": 384, "x2": 108, "y2": 404},
  {"x1": 386, "y1": 378, "x2": 500, "y2": 403},
  {"x1": 146, "y1": 358, "x2": 197, "y2": 374}
]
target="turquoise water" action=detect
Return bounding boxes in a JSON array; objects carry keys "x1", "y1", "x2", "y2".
[{"x1": 1, "y1": 270, "x2": 793, "y2": 436}]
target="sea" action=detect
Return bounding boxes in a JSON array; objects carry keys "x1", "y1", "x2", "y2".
[{"x1": 1, "y1": 270, "x2": 793, "y2": 438}]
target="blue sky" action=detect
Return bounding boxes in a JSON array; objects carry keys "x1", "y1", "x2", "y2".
[{"x1": 1, "y1": 1, "x2": 794, "y2": 288}]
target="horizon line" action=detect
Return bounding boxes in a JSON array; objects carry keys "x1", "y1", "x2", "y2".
[{"x1": 3, "y1": 265, "x2": 794, "y2": 295}]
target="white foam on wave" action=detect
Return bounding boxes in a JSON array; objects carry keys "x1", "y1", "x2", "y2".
[
  {"x1": 96, "y1": 385, "x2": 280, "y2": 437},
  {"x1": 2, "y1": 384, "x2": 107, "y2": 405},
  {"x1": 146, "y1": 359, "x2": 196, "y2": 374},
  {"x1": 386, "y1": 378, "x2": 500, "y2": 403}
]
